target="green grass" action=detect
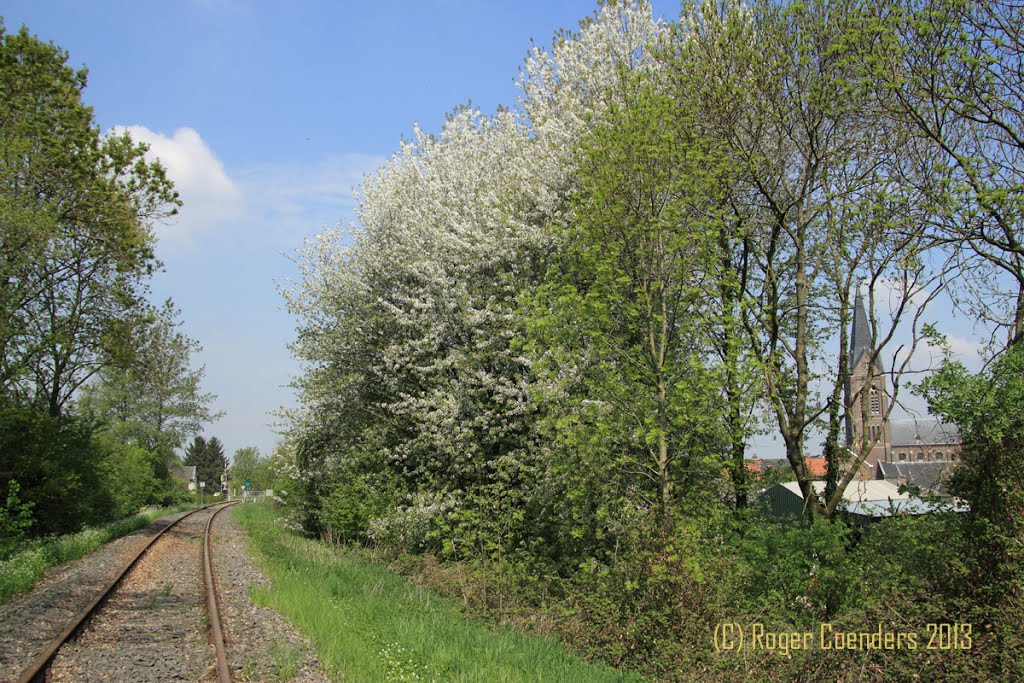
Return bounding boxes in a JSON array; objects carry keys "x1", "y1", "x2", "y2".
[
  {"x1": 270, "y1": 638, "x2": 303, "y2": 681},
  {"x1": 235, "y1": 502, "x2": 645, "y2": 683},
  {"x1": 0, "y1": 504, "x2": 192, "y2": 604}
]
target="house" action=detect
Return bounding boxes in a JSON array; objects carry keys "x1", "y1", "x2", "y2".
[
  {"x1": 167, "y1": 463, "x2": 197, "y2": 492},
  {"x1": 887, "y1": 419, "x2": 962, "y2": 464},
  {"x1": 875, "y1": 460, "x2": 958, "y2": 496}
]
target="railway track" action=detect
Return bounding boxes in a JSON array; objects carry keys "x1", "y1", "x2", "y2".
[{"x1": 13, "y1": 502, "x2": 239, "y2": 683}]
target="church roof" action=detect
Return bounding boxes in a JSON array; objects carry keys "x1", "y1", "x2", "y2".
[{"x1": 889, "y1": 418, "x2": 960, "y2": 446}]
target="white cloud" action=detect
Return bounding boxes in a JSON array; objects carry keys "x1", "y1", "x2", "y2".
[
  {"x1": 112, "y1": 125, "x2": 385, "y2": 255},
  {"x1": 889, "y1": 327, "x2": 985, "y2": 381},
  {"x1": 112, "y1": 125, "x2": 244, "y2": 250},
  {"x1": 942, "y1": 333, "x2": 985, "y2": 361},
  {"x1": 862, "y1": 277, "x2": 936, "y2": 319}
]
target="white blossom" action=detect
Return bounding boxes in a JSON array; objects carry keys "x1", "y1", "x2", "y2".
[{"x1": 282, "y1": 1, "x2": 668, "y2": 521}]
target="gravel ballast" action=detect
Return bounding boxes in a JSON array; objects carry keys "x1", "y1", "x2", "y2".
[
  {"x1": 0, "y1": 509, "x2": 193, "y2": 682},
  {"x1": 213, "y1": 504, "x2": 330, "y2": 682},
  {"x1": 47, "y1": 507, "x2": 217, "y2": 682},
  {"x1": 0, "y1": 504, "x2": 330, "y2": 682}
]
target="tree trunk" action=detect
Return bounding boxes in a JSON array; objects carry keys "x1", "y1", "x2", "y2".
[{"x1": 657, "y1": 375, "x2": 672, "y2": 535}]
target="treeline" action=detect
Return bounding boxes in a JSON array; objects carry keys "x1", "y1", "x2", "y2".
[
  {"x1": 0, "y1": 24, "x2": 219, "y2": 547},
  {"x1": 183, "y1": 438, "x2": 289, "y2": 497},
  {"x1": 286, "y1": 0, "x2": 1024, "y2": 678}
]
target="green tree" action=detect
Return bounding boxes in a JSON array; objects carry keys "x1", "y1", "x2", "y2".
[
  {"x1": 229, "y1": 446, "x2": 267, "y2": 492},
  {"x1": 918, "y1": 342, "x2": 1024, "y2": 670},
  {"x1": 528, "y1": 74, "x2": 736, "y2": 536},
  {"x1": 674, "y1": 0, "x2": 943, "y2": 517},
  {"x1": 92, "y1": 430, "x2": 181, "y2": 516},
  {"x1": 0, "y1": 405, "x2": 114, "y2": 535},
  {"x1": 184, "y1": 436, "x2": 227, "y2": 493},
  {"x1": 0, "y1": 23, "x2": 179, "y2": 414},
  {"x1": 80, "y1": 299, "x2": 222, "y2": 455},
  {"x1": 0, "y1": 480, "x2": 33, "y2": 556}
]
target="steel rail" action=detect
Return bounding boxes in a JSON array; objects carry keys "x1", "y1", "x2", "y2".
[
  {"x1": 14, "y1": 503, "x2": 232, "y2": 683},
  {"x1": 204, "y1": 500, "x2": 239, "y2": 683}
]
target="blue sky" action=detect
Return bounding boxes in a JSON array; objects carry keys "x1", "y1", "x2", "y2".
[
  {"x1": 2, "y1": 1, "x2": 994, "y2": 463},
  {"x1": 1, "y1": 1, "x2": 680, "y2": 460}
]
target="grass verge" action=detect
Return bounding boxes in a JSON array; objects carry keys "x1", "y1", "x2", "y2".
[
  {"x1": 235, "y1": 502, "x2": 645, "y2": 683},
  {"x1": 0, "y1": 503, "x2": 192, "y2": 604}
]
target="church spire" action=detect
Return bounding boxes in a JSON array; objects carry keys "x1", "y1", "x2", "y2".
[{"x1": 850, "y1": 289, "x2": 881, "y2": 372}]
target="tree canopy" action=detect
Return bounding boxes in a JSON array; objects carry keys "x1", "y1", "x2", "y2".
[
  {"x1": 0, "y1": 23, "x2": 217, "y2": 541},
  {"x1": 80, "y1": 299, "x2": 222, "y2": 456},
  {"x1": 0, "y1": 22, "x2": 179, "y2": 415},
  {"x1": 184, "y1": 436, "x2": 227, "y2": 493},
  {"x1": 229, "y1": 446, "x2": 270, "y2": 492}
]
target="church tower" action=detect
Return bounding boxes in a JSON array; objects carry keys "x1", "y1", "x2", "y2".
[{"x1": 844, "y1": 291, "x2": 892, "y2": 479}]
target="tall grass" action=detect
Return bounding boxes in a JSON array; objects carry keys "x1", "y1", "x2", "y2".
[
  {"x1": 0, "y1": 504, "x2": 191, "y2": 604},
  {"x1": 236, "y1": 503, "x2": 645, "y2": 682}
]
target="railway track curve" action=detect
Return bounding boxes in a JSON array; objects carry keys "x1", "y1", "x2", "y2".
[{"x1": 13, "y1": 501, "x2": 239, "y2": 683}]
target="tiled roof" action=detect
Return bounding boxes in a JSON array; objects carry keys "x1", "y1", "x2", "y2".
[
  {"x1": 745, "y1": 457, "x2": 826, "y2": 476},
  {"x1": 805, "y1": 457, "x2": 827, "y2": 477}
]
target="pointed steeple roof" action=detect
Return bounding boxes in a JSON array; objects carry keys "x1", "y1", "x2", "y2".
[{"x1": 850, "y1": 290, "x2": 882, "y2": 372}]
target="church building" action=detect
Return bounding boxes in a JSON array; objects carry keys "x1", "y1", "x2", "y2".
[{"x1": 844, "y1": 292, "x2": 962, "y2": 482}]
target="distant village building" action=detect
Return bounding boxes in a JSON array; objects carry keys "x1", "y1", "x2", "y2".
[
  {"x1": 168, "y1": 463, "x2": 197, "y2": 492},
  {"x1": 876, "y1": 460, "x2": 958, "y2": 497},
  {"x1": 887, "y1": 419, "x2": 962, "y2": 465},
  {"x1": 750, "y1": 294, "x2": 964, "y2": 505},
  {"x1": 746, "y1": 457, "x2": 826, "y2": 478},
  {"x1": 845, "y1": 291, "x2": 894, "y2": 479}
]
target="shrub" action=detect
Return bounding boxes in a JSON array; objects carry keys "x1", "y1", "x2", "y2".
[
  {"x1": 731, "y1": 516, "x2": 860, "y2": 624},
  {"x1": 317, "y1": 471, "x2": 400, "y2": 545},
  {"x1": 0, "y1": 480, "x2": 34, "y2": 558},
  {"x1": 368, "y1": 491, "x2": 458, "y2": 553},
  {"x1": 0, "y1": 406, "x2": 114, "y2": 536}
]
